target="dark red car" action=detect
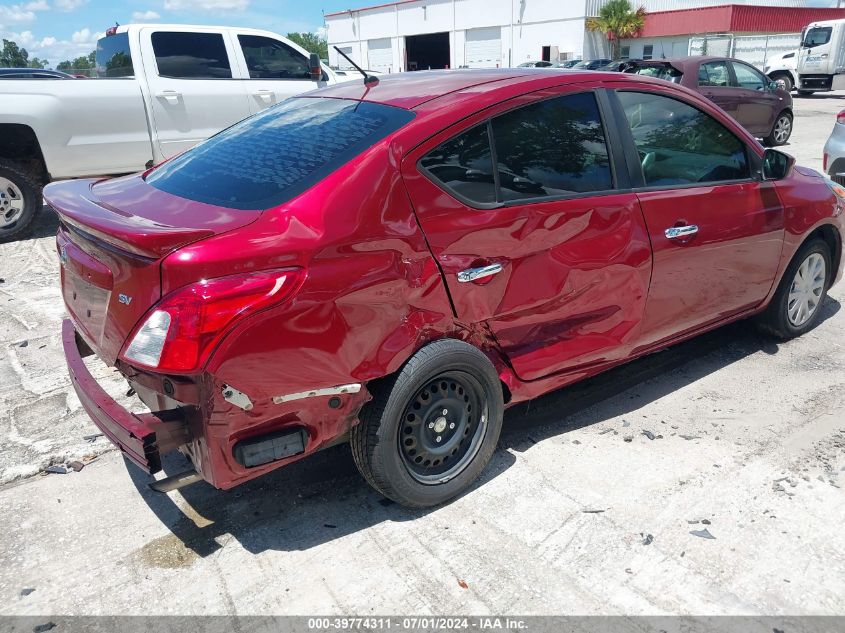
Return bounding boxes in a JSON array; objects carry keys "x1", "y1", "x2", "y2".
[
  {"x1": 49, "y1": 69, "x2": 843, "y2": 508},
  {"x1": 629, "y1": 56, "x2": 794, "y2": 146}
]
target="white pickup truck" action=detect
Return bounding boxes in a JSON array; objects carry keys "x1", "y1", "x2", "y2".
[{"x1": 0, "y1": 23, "x2": 346, "y2": 240}]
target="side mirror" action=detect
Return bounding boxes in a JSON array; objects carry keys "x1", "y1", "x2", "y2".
[
  {"x1": 309, "y1": 53, "x2": 322, "y2": 81},
  {"x1": 769, "y1": 80, "x2": 781, "y2": 91},
  {"x1": 762, "y1": 148, "x2": 795, "y2": 180}
]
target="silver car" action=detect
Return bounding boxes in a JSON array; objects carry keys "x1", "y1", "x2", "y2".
[{"x1": 824, "y1": 110, "x2": 845, "y2": 185}]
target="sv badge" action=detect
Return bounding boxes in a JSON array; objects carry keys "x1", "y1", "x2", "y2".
[{"x1": 118, "y1": 293, "x2": 133, "y2": 306}]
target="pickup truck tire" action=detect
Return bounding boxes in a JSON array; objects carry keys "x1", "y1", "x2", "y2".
[
  {"x1": 350, "y1": 339, "x2": 504, "y2": 508},
  {"x1": 0, "y1": 161, "x2": 41, "y2": 242},
  {"x1": 756, "y1": 238, "x2": 831, "y2": 340},
  {"x1": 763, "y1": 112, "x2": 793, "y2": 147}
]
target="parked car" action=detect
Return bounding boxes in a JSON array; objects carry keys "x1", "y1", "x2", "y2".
[
  {"x1": 627, "y1": 57, "x2": 793, "y2": 147},
  {"x1": 600, "y1": 59, "x2": 642, "y2": 72},
  {"x1": 823, "y1": 109, "x2": 845, "y2": 186},
  {"x1": 518, "y1": 61, "x2": 553, "y2": 68},
  {"x1": 50, "y1": 69, "x2": 843, "y2": 508},
  {"x1": 571, "y1": 59, "x2": 612, "y2": 70},
  {"x1": 763, "y1": 50, "x2": 798, "y2": 92},
  {"x1": 0, "y1": 23, "x2": 344, "y2": 241},
  {"x1": 0, "y1": 68, "x2": 75, "y2": 79},
  {"x1": 553, "y1": 59, "x2": 582, "y2": 68}
]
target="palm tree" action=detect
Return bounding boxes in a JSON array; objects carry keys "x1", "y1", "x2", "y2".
[{"x1": 586, "y1": 0, "x2": 646, "y2": 61}]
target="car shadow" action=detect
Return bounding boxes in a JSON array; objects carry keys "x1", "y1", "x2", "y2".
[
  {"x1": 127, "y1": 300, "x2": 841, "y2": 558},
  {"x1": 27, "y1": 204, "x2": 61, "y2": 241}
]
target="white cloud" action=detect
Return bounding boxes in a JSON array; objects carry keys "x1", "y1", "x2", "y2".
[
  {"x1": 70, "y1": 27, "x2": 91, "y2": 43},
  {"x1": 0, "y1": 5, "x2": 37, "y2": 23},
  {"x1": 1, "y1": 26, "x2": 103, "y2": 66},
  {"x1": 53, "y1": 0, "x2": 87, "y2": 11},
  {"x1": 131, "y1": 9, "x2": 161, "y2": 20},
  {"x1": 23, "y1": 0, "x2": 50, "y2": 10},
  {"x1": 164, "y1": 0, "x2": 248, "y2": 11}
]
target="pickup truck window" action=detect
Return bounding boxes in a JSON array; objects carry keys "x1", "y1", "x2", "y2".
[
  {"x1": 95, "y1": 32, "x2": 133, "y2": 77},
  {"x1": 145, "y1": 97, "x2": 415, "y2": 210},
  {"x1": 238, "y1": 35, "x2": 311, "y2": 79},
  {"x1": 151, "y1": 32, "x2": 233, "y2": 79}
]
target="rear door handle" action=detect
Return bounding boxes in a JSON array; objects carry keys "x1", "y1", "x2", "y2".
[
  {"x1": 156, "y1": 90, "x2": 181, "y2": 104},
  {"x1": 665, "y1": 225, "x2": 699, "y2": 239},
  {"x1": 254, "y1": 89, "x2": 274, "y2": 102},
  {"x1": 457, "y1": 263, "x2": 503, "y2": 283}
]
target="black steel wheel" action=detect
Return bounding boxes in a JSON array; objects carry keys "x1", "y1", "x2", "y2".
[{"x1": 351, "y1": 339, "x2": 503, "y2": 508}]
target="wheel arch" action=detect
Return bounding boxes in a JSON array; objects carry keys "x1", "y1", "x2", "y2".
[
  {"x1": 0, "y1": 124, "x2": 48, "y2": 183},
  {"x1": 807, "y1": 223, "x2": 842, "y2": 282}
]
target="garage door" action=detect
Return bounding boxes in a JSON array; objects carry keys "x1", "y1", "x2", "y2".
[
  {"x1": 465, "y1": 27, "x2": 501, "y2": 69},
  {"x1": 368, "y1": 39, "x2": 393, "y2": 73}
]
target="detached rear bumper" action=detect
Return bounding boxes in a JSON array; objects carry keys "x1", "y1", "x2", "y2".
[{"x1": 62, "y1": 319, "x2": 189, "y2": 474}]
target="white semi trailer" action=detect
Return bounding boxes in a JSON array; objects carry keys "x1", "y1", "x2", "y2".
[{"x1": 796, "y1": 19, "x2": 845, "y2": 95}]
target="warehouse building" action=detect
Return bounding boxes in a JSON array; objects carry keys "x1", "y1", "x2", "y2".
[{"x1": 325, "y1": 0, "x2": 845, "y2": 73}]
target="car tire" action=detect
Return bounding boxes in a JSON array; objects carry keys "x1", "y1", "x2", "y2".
[
  {"x1": 763, "y1": 111, "x2": 793, "y2": 147},
  {"x1": 756, "y1": 238, "x2": 832, "y2": 340},
  {"x1": 350, "y1": 338, "x2": 504, "y2": 508},
  {"x1": 770, "y1": 73, "x2": 793, "y2": 92},
  {"x1": 0, "y1": 161, "x2": 42, "y2": 243}
]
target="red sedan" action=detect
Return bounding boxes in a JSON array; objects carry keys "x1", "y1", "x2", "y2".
[{"x1": 48, "y1": 69, "x2": 843, "y2": 508}]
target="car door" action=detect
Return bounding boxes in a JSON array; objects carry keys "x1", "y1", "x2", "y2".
[
  {"x1": 729, "y1": 61, "x2": 781, "y2": 136},
  {"x1": 611, "y1": 88, "x2": 785, "y2": 348},
  {"x1": 141, "y1": 28, "x2": 252, "y2": 159},
  {"x1": 696, "y1": 60, "x2": 740, "y2": 122},
  {"x1": 402, "y1": 87, "x2": 653, "y2": 382},
  {"x1": 231, "y1": 33, "x2": 322, "y2": 114}
]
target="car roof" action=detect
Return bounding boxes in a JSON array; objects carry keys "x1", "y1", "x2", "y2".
[
  {"x1": 311, "y1": 68, "x2": 609, "y2": 109},
  {"x1": 0, "y1": 68, "x2": 71, "y2": 78}
]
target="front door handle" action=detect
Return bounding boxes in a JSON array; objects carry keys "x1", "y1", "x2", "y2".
[
  {"x1": 665, "y1": 225, "x2": 699, "y2": 239},
  {"x1": 156, "y1": 90, "x2": 181, "y2": 104},
  {"x1": 254, "y1": 89, "x2": 274, "y2": 103},
  {"x1": 457, "y1": 263, "x2": 503, "y2": 283}
]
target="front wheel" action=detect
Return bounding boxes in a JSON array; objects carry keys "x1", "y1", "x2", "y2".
[
  {"x1": 0, "y1": 161, "x2": 42, "y2": 242},
  {"x1": 350, "y1": 339, "x2": 504, "y2": 508},
  {"x1": 763, "y1": 112, "x2": 793, "y2": 146},
  {"x1": 756, "y1": 239, "x2": 831, "y2": 340}
]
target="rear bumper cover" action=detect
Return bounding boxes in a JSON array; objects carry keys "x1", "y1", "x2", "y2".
[{"x1": 62, "y1": 319, "x2": 188, "y2": 474}]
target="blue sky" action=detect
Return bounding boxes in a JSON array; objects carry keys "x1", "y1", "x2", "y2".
[{"x1": 0, "y1": 0, "x2": 354, "y2": 66}]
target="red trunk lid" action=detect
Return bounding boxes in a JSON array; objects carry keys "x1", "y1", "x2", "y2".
[{"x1": 46, "y1": 175, "x2": 261, "y2": 365}]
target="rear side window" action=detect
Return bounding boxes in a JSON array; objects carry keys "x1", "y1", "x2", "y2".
[
  {"x1": 699, "y1": 61, "x2": 730, "y2": 87},
  {"x1": 420, "y1": 92, "x2": 613, "y2": 205},
  {"x1": 151, "y1": 32, "x2": 232, "y2": 79},
  {"x1": 96, "y1": 32, "x2": 133, "y2": 77},
  {"x1": 146, "y1": 98, "x2": 415, "y2": 210},
  {"x1": 634, "y1": 64, "x2": 682, "y2": 83},
  {"x1": 238, "y1": 34, "x2": 311, "y2": 79},
  {"x1": 617, "y1": 91, "x2": 749, "y2": 187}
]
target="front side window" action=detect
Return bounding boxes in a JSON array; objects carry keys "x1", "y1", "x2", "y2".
[
  {"x1": 421, "y1": 92, "x2": 613, "y2": 205},
  {"x1": 732, "y1": 62, "x2": 765, "y2": 90},
  {"x1": 146, "y1": 98, "x2": 414, "y2": 210},
  {"x1": 803, "y1": 27, "x2": 832, "y2": 48},
  {"x1": 617, "y1": 91, "x2": 749, "y2": 187},
  {"x1": 238, "y1": 35, "x2": 311, "y2": 80},
  {"x1": 698, "y1": 61, "x2": 730, "y2": 87},
  {"x1": 151, "y1": 32, "x2": 232, "y2": 79}
]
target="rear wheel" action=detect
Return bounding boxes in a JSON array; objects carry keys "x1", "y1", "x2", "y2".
[
  {"x1": 0, "y1": 161, "x2": 42, "y2": 242},
  {"x1": 350, "y1": 339, "x2": 503, "y2": 508},
  {"x1": 763, "y1": 111, "x2": 792, "y2": 146},
  {"x1": 757, "y1": 239, "x2": 831, "y2": 340}
]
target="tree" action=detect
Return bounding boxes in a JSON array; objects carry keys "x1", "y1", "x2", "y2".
[
  {"x1": 286, "y1": 32, "x2": 328, "y2": 60},
  {"x1": 586, "y1": 0, "x2": 646, "y2": 61},
  {"x1": 56, "y1": 50, "x2": 95, "y2": 75},
  {"x1": 28, "y1": 57, "x2": 48, "y2": 69},
  {"x1": 0, "y1": 39, "x2": 30, "y2": 68}
]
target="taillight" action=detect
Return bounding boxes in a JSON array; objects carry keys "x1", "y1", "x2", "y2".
[
  {"x1": 122, "y1": 268, "x2": 304, "y2": 373},
  {"x1": 837, "y1": 110, "x2": 845, "y2": 125}
]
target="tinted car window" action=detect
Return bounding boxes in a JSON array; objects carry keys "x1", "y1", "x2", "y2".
[
  {"x1": 146, "y1": 98, "x2": 414, "y2": 210},
  {"x1": 803, "y1": 27, "x2": 832, "y2": 48},
  {"x1": 698, "y1": 61, "x2": 730, "y2": 87},
  {"x1": 732, "y1": 62, "x2": 765, "y2": 90},
  {"x1": 618, "y1": 91, "x2": 749, "y2": 186},
  {"x1": 151, "y1": 32, "x2": 232, "y2": 79},
  {"x1": 96, "y1": 32, "x2": 133, "y2": 77},
  {"x1": 238, "y1": 34, "x2": 310, "y2": 79},
  {"x1": 492, "y1": 92, "x2": 613, "y2": 200},
  {"x1": 634, "y1": 64, "x2": 682, "y2": 83},
  {"x1": 419, "y1": 124, "x2": 496, "y2": 204}
]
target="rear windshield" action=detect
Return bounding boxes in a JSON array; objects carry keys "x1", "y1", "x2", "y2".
[
  {"x1": 146, "y1": 98, "x2": 415, "y2": 210},
  {"x1": 95, "y1": 33, "x2": 133, "y2": 77},
  {"x1": 633, "y1": 64, "x2": 682, "y2": 83}
]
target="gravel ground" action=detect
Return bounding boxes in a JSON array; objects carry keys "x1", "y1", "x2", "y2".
[{"x1": 0, "y1": 93, "x2": 843, "y2": 617}]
